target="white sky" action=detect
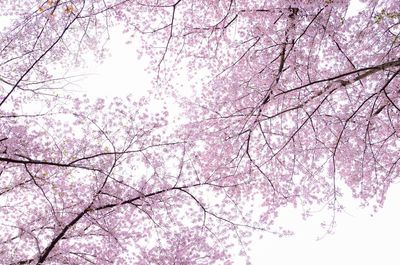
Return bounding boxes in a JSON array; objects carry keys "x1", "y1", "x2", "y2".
[
  {"x1": 75, "y1": 28, "x2": 400, "y2": 265},
  {"x1": 2, "y1": 1, "x2": 398, "y2": 263}
]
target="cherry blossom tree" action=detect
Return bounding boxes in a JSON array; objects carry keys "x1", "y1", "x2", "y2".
[{"x1": 0, "y1": 0, "x2": 399, "y2": 264}]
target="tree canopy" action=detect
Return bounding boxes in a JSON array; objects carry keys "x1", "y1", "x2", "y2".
[{"x1": 0, "y1": 0, "x2": 399, "y2": 264}]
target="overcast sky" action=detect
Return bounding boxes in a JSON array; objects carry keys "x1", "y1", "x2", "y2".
[{"x1": 1, "y1": 1, "x2": 398, "y2": 263}]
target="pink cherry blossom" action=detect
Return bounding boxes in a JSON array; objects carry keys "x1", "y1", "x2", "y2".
[{"x1": 0, "y1": 0, "x2": 399, "y2": 264}]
